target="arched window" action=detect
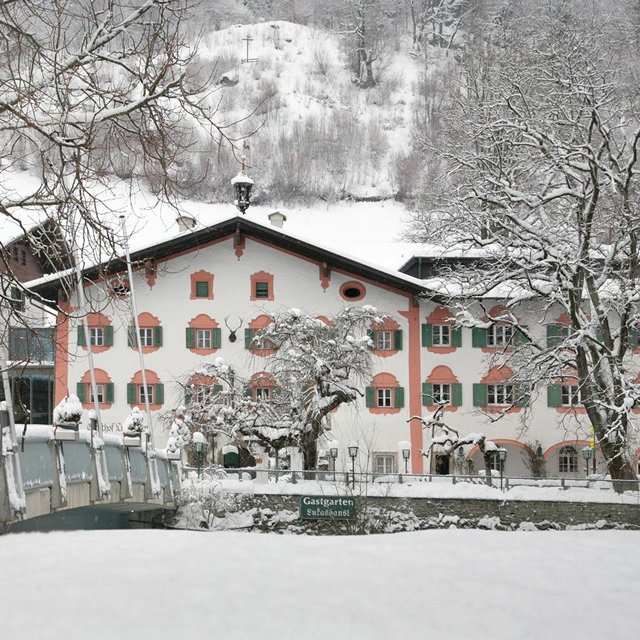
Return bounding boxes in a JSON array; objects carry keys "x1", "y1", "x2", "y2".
[{"x1": 558, "y1": 446, "x2": 578, "y2": 473}]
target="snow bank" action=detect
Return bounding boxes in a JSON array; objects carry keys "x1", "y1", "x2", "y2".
[{"x1": 0, "y1": 529, "x2": 638, "y2": 640}]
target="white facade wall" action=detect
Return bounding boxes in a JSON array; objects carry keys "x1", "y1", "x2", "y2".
[{"x1": 60, "y1": 231, "x2": 639, "y2": 478}]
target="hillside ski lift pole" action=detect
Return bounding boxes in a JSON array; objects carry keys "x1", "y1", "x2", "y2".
[{"x1": 119, "y1": 215, "x2": 160, "y2": 496}]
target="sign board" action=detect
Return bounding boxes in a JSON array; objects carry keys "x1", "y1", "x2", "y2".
[{"x1": 299, "y1": 496, "x2": 356, "y2": 520}]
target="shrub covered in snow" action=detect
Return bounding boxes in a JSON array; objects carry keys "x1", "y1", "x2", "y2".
[
  {"x1": 53, "y1": 395, "x2": 83, "y2": 424},
  {"x1": 123, "y1": 407, "x2": 145, "y2": 435}
]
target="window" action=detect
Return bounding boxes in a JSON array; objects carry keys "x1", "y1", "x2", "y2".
[
  {"x1": 9, "y1": 286, "x2": 24, "y2": 312},
  {"x1": 9, "y1": 328, "x2": 55, "y2": 361},
  {"x1": 340, "y1": 281, "x2": 366, "y2": 301},
  {"x1": 21, "y1": 248, "x2": 26, "y2": 266},
  {"x1": 377, "y1": 388, "x2": 392, "y2": 407},
  {"x1": 375, "y1": 330, "x2": 392, "y2": 351},
  {"x1": 558, "y1": 446, "x2": 578, "y2": 473},
  {"x1": 255, "y1": 282, "x2": 269, "y2": 299},
  {"x1": 488, "y1": 452, "x2": 505, "y2": 473},
  {"x1": 343, "y1": 286, "x2": 362, "y2": 299},
  {"x1": 561, "y1": 384, "x2": 581, "y2": 407},
  {"x1": 90, "y1": 327, "x2": 104, "y2": 347},
  {"x1": 487, "y1": 325, "x2": 513, "y2": 347},
  {"x1": 139, "y1": 385, "x2": 154, "y2": 405},
  {"x1": 432, "y1": 383, "x2": 451, "y2": 405},
  {"x1": 255, "y1": 387, "x2": 271, "y2": 401},
  {"x1": 139, "y1": 328, "x2": 154, "y2": 347},
  {"x1": 194, "y1": 385, "x2": 215, "y2": 404},
  {"x1": 432, "y1": 325, "x2": 451, "y2": 346},
  {"x1": 487, "y1": 384, "x2": 514, "y2": 405},
  {"x1": 195, "y1": 281, "x2": 209, "y2": 298},
  {"x1": 90, "y1": 384, "x2": 104, "y2": 404},
  {"x1": 374, "y1": 454, "x2": 395, "y2": 474},
  {"x1": 197, "y1": 329, "x2": 212, "y2": 349}
]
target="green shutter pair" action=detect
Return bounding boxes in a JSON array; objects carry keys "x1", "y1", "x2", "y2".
[
  {"x1": 421, "y1": 382, "x2": 462, "y2": 406},
  {"x1": 76, "y1": 382, "x2": 114, "y2": 403},
  {"x1": 472, "y1": 383, "x2": 530, "y2": 407},
  {"x1": 421, "y1": 324, "x2": 462, "y2": 347},
  {"x1": 364, "y1": 386, "x2": 405, "y2": 408},
  {"x1": 186, "y1": 327, "x2": 222, "y2": 349},
  {"x1": 127, "y1": 383, "x2": 164, "y2": 405},
  {"x1": 245, "y1": 328, "x2": 256, "y2": 348}
]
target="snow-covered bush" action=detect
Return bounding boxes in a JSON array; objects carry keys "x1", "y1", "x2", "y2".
[
  {"x1": 53, "y1": 395, "x2": 83, "y2": 424},
  {"x1": 122, "y1": 407, "x2": 145, "y2": 435}
]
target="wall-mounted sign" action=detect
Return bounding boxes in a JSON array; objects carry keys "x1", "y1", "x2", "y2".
[{"x1": 299, "y1": 495, "x2": 356, "y2": 520}]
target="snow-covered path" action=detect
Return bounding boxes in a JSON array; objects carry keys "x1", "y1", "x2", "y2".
[{"x1": 1, "y1": 530, "x2": 637, "y2": 640}]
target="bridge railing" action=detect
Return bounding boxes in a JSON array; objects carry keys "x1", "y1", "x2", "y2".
[{"x1": 1, "y1": 425, "x2": 180, "y2": 525}]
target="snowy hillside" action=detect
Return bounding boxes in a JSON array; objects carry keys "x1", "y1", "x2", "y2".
[{"x1": 183, "y1": 21, "x2": 440, "y2": 203}]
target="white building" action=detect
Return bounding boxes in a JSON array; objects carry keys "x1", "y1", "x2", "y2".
[{"x1": 30, "y1": 211, "x2": 635, "y2": 478}]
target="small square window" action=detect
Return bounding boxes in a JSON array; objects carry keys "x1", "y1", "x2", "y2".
[
  {"x1": 139, "y1": 328, "x2": 153, "y2": 347},
  {"x1": 376, "y1": 388, "x2": 392, "y2": 407},
  {"x1": 255, "y1": 387, "x2": 271, "y2": 401},
  {"x1": 487, "y1": 384, "x2": 514, "y2": 405},
  {"x1": 195, "y1": 281, "x2": 209, "y2": 298},
  {"x1": 374, "y1": 454, "x2": 395, "y2": 474},
  {"x1": 432, "y1": 325, "x2": 450, "y2": 346},
  {"x1": 561, "y1": 384, "x2": 581, "y2": 406},
  {"x1": 90, "y1": 327, "x2": 104, "y2": 347},
  {"x1": 90, "y1": 384, "x2": 104, "y2": 403},
  {"x1": 255, "y1": 282, "x2": 269, "y2": 299},
  {"x1": 197, "y1": 329, "x2": 212, "y2": 349},
  {"x1": 375, "y1": 330, "x2": 392, "y2": 350},
  {"x1": 139, "y1": 385, "x2": 153, "y2": 405},
  {"x1": 433, "y1": 383, "x2": 451, "y2": 405},
  {"x1": 487, "y1": 325, "x2": 513, "y2": 347}
]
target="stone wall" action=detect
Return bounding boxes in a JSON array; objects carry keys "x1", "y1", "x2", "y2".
[{"x1": 233, "y1": 494, "x2": 640, "y2": 532}]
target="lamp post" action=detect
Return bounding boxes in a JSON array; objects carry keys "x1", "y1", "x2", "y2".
[
  {"x1": 193, "y1": 431, "x2": 208, "y2": 478},
  {"x1": 328, "y1": 439, "x2": 339, "y2": 474},
  {"x1": 582, "y1": 447, "x2": 593, "y2": 478},
  {"x1": 231, "y1": 155, "x2": 254, "y2": 214},
  {"x1": 497, "y1": 448, "x2": 507, "y2": 492},
  {"x1": 348, "y1": 443, "x2": 358, "y2": 489}
]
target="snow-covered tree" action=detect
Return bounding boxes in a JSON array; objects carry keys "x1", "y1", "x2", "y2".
[{"x1": 407, "y1": 0, "x2": 640, "y2": 485}]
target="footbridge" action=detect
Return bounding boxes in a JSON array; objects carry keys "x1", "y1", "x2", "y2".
[{"x1": 0, "y1": 424, "x2": 180, "y2": 530}]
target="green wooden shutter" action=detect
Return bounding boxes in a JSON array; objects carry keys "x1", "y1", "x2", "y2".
[
  {"x1": 127, "y1": 383, "x2": 136, "y2": 404},
  {"x1": 195, "y1": 280, "x2": 209, "y2": 298},
  {"x1": 451, "y1": 383, "x2": 463, "y2": 406},
  {"x1": 422, "y1": 323, "x2": 432, "y2": 347},
  {"x1": 105, "y1": 383, "x2": 114, "y2": 403},
  {"x1": 155, "y1": 383, "x2": 164, "y2": 405},
  {"x1": 547, "y1": 385, "x2": 562, "y2": 407},
  {"x1": 367, "y1": 329, "x2": 375, "y2": 347},
  {"x1": 630, "y1": 329, "x2": 638, "y2": 349},
  {"x1": 76, "y1": 382, "x2": 86, "y2": 403},
  {"x1": 472, "y1": 327, "x2": 487, "y2": 348},
  {"x1": 473, "y1": 383, "x2": 487, "y2": 406},
  {"x1": 595, "y1": 327, "x2": 604, "y2": 343},
  {"x1": 77, "y1": 325, "x2": 86, "y2": 346},
  {"x1": 515, "y1": 384, "x2": 530, "y2": 407},
  {"x1": 365, "y1": 386, "x2": 375, "y2": 408},
  {"x1": 394, "y1": 387, "x2": 405, "y2": 408},
  {"x1": 546, "y1": 325, "x2": 561, "y2": 348},
  {"x1": 212, "y1": 328, "x2": 222, "y2": 349},
  {"x1": 154, "y1": 326, "x2": 163, "y2": 347},
  {"x1": 451, "y1": 326, "x2": 462, "y2": 348},
  {"x1": 422, "y1": 382, "x2": 433, "y2": 406},
  {"x1": 104, "y1": 325, "x2": 114, "y2": 346},
  {"x1": 185, "y1": 327, "x2": 195, "y2": 349},
  {"x1": 394, "y1": 329, "x2": 403, "y2": 350},
  {"x1": 515, "y1": 326, "x2": 530, "y2": 345},
  {"x1": 127, "y1": 326, "x2": 137, "y2": 347},
  {"x1": 272, "y1": 386, "x2": 281, "y2": 399},
  {"x1": 213, "y1": 384, "x2": 223, "y2": 394},
  {"x1": 244, "y1": 386, "x2": 253, "y2": 398},
  {"x1": 245, "y1": 328, "x2": 255, "y2": 349},
  {"x1": 184, "y1": 387, "x2": 193, "y2": 405}
]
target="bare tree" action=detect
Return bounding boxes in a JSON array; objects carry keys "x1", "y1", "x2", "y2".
[
  {"x1": 0, "y1": 0, "x2": 240, "y2": 313},
  {"x1": 406, "y1": 0, "x2": 640, "y2": 485}
]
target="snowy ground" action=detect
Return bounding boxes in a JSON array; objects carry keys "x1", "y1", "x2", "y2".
[{"x1": 1, "y1": 529, "x2": 638, "y2": 640}]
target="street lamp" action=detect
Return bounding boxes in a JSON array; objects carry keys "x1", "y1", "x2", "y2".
[
  {"x1": 193, "y1": 431, "x2": 208, "y2": 478},
  {"x1": 348, "y1": 443, "x2": 358, "y2": 489},
  {"x1": 231, "y1": 155, "x2": 254, "y2": 214},
  {"x1": 582, "y1": 447, "x2": 593, "y2": 477},
  {"x1": 399, "y1": 440, "x2": 411, "y2": 474},
  {"x1": 328, "y1": 439, "x2": 339, "y2": 472},
  {"x1": 497, "y1": 448, "x2": 507, "y2": 492}
]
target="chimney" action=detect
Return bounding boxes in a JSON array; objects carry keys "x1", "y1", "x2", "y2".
[
  {"x1": 268, "y1": 211, "x2": 287, "y2": 229},
  {"x1": 176, "y1": 215, "x2": 198, "y2": 232}
]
